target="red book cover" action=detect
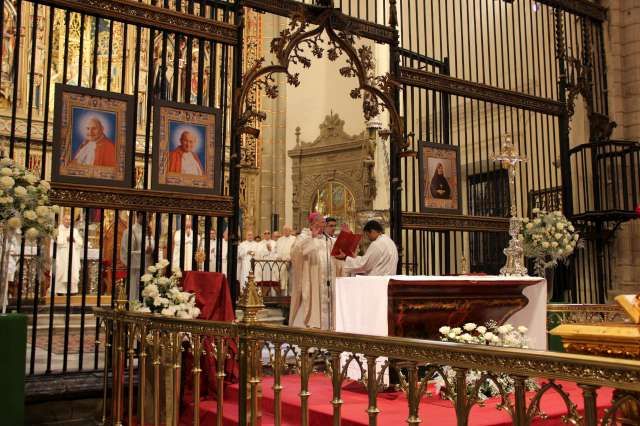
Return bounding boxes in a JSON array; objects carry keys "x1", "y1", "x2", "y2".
[{"x1": 331, "y1": 231, "x2": 362, "y2": 258}]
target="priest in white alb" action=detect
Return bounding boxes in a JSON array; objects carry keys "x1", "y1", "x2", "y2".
[
  {"x1": 276, "y1": 225, "x2": 296, "y2": 291},
  {"x1": 237, "y1": 231, "x2": 260, "y2": 289},
  {"x1": 54, "y1": 214, "x2": 83, "y2": 295},
  {"x1": 339, "y1": 220, "x2": 398, "y2": 276},
  {"x1": 172, "y1": 216, "x2": 195, "y2": 271}
]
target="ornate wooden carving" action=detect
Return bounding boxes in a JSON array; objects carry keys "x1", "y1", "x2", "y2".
[
  {"x1": 235, "y1": 8, "x2": 408, "y2": 155},
  {"x1": 244, "y1": 0, "x2": 396, "y2": 44},
  {"x1": 534, "y1": 0, "x2": 606, "y2": 21},
  {"x1": 401, "y1": 212, "x2": 509, "y2": 233},
  {"x1": 398, "y1": 67, "x2": 565, "y2": 116},
  {"x1": 38, "y1": 0, "x2": 239, "y2": 44},
  {"x1": 50, "y1": 183, "x2": 233, "y2": 216}
]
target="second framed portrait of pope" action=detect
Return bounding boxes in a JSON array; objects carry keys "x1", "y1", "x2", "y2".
[
  {"x1": 418, "y1": 141, "x2": 462, "y2": 214},
  {"x1": 52, "y1": 84, "x2": 134, "y2": 187},
  {"x1": 152, "y1": 100, "x2": 222, "y2": 195}
]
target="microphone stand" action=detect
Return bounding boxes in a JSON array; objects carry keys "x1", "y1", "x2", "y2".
[{"x1": 324, "y1": 234, "x2": 333, "y2": 331}]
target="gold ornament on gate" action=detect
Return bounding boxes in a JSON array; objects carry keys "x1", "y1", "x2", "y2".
[
  {"x1": 491, "y1": 133, "x2": 528, "y2": 276},
  {"x1": 238, "y1": 271, "x2": 264, "y2": 323}
]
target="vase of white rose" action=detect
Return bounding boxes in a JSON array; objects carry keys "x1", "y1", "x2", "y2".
[
  {"x1": 0, "y1": 158, "x2": 58, "y2": 313},
  {"x1": 130, "y1": 260, "x2": 200, "y2": 425},
  {"x1": 435, "y1": 322, "x2": 538, "y2": 401},
  {"x1": 519, "y1": 209, "x2": 579, "y2": 301}
]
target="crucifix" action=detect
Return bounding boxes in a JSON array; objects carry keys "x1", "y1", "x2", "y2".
[{"x1": 491, "y1": 133, "x2": 528, "y2": 276}]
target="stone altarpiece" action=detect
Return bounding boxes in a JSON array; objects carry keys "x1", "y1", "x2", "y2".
[{"x1": 288, "y1": 113, "x2": 376, "y2": 231}]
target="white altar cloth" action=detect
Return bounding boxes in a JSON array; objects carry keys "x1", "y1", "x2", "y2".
[{"x1": 335, "y1": 275, "x2": 547, "y2": 350}]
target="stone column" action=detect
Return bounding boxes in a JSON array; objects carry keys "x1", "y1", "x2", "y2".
[{"x1": 603, "y1": 0, "x2": 640, "y2": 298}]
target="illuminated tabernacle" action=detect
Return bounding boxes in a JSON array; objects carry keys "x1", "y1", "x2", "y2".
[{"x1": 0, "y1": 0, "x2": 639, "y2": 425}]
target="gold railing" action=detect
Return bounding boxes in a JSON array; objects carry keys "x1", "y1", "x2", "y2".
[
  {"x1": 547, "y1": 304, "x2": 628, "y2": 326},
  {"x1": 96, "y1": 296, "x2": 640, "y2": 426}
]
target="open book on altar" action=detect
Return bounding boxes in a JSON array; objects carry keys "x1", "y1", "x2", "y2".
[
  {"x1": 331, "y1": 231, "x2": 362, "y2": 258},
  {"x1": 614, "y1": 294, "x2": 640, "y2": 324}
]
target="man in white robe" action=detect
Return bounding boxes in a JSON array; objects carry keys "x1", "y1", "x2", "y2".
[
  {"x1": 237, "y1": 231, "x2": 260, "y2": 290},
  {"x1": 276, "y1": 226, "x2": 296, "y2": 292},
  {"x1": 172, "y1": 217, "x2": 194, "y2": 271},
  {"x1": 54, "y1": 214, "x2": 83, "y2": 295},
  {"x1": 288, "y1": 213, "x2": 337, "y2": 330},
  {"x1": 341, "y1": 220, "x2": 398, "y2": 276},
  {"x1": 256, "y1": 230, "x2": 277, "y2": 283},
  {"x1": 120, "y1": 213, "x2": 154, "y2": 300}
]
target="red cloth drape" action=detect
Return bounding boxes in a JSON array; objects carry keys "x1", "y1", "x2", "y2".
[{"x1": 181, "y1": 272, "x2": 238, "y2": 409}]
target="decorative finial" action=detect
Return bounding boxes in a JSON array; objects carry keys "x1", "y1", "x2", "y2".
[
  {"x1": 115, "y1": 280, "x2": 128, "y2": 311},
  {"x1": 389, "y1": 0, "x2": 398, "y2": 28},
  {"x1": 237, "y1": 271, "x2": 264, "y2": 324}
]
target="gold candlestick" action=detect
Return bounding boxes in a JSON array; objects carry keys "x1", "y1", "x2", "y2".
[{"x1": 491, "y1": 133, "x2": 527, "y2": 276}]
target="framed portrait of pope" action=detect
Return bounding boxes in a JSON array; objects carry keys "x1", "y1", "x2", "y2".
[
  {"x1": 152, "y1": 100, "x2": 222, "y2": 195},
  {"x1": 418, "y1": 141, "x2": 462, "y2": 214},
  {"x1": 52, "y1": 84, "x2": 134, "y2": 187}
]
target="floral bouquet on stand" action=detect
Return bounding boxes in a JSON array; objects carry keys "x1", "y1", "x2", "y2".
[
  {"x1": 519, "y1": 208, "x2": 580, "y2": 277},
  {"x1": 0, "y1": 157, "x2": 58, "y2": 313},
  {"x1": 130, "y1": 259, "x2": 200, "y2": 425},
  {"x1": 434, "y1": 322, "x2": 538, "y2": 402},
  {"x1": 130, "y1": 259, "x2": 200, "y2": 319}
]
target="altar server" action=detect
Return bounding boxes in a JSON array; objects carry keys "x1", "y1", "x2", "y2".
[
  {"x1": 276, "y1": 226, "x2": 296, "y2": 260},
  {"x1": 237, "y1": 231, "x2": 260, "y2": 289},
  {"x1": 54, "y1": 214, "x2": 82, "y2": 295},
  {"x1": 172, "y1": 216, "x2": 195, "y2": 271},
  {"x1": 342, "y1": 220, "x2": 398, "y2": 276}
]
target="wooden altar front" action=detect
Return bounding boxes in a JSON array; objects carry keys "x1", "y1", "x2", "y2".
[
  {"x1": 387, "y1": 277, "x2": 542, "y2": 340},
  {"x1": 335, "y1": 275, "x2": 546, "y2": 348}
]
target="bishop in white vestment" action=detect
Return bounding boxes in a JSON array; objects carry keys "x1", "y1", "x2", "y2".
[
  {"x1": 343, "y1": 220, "x2": 398, "y2": 276},
  {"x1": 289, "y1": 213, "x2": 337, "y2": 330},
  {"x1": 54, "y1": 215, "x2": 83, "y2": 294}
]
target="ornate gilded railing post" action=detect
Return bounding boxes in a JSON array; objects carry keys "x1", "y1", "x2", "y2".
[
  {"x1": 112, "y1": 282, "x2": 128, "y2": 426},
  {"x1": 405, "y1": 363, "x2": 421, "y2": 425},
  {"x1": 237, "y1": 271, "x2": 265, "y2": 426},
  {"x1": 453, "y1": 367, "x2": 469, "y2": 426},
  {"x1": 272, "y1": 342, "x2": 283, "y2": 426},
  {"x1": 366, "y1": 356, "x2": 380, "y2": 425},
  {"x1": 330, "y1": 352, "x2": 344, "y2": 426},
  {"x1": 138, "y1": 324, "x2": 147, "y2": 426},
  {"x1": 192, "y1": 335, "x2": 203, "y2": 426},
  {"x1": 100, "y1": 320, "x2": 111, "y2": 426},
  {"x1": 579, "y1": 384, "x2": 600, "y2": 426},
  {"x1": 299, "y1": 347, "x2": 311, "y2": 426},
  {"x1": 512, "y1": 375, "x2": 528, "y2": 426},
  {"x1": 215, "y1": 337, "x2": 226, "y2": 426}
]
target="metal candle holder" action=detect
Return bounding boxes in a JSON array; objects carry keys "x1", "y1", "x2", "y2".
[{"x1": 491, "y1": 133, "x2": 528, "y2": 276}]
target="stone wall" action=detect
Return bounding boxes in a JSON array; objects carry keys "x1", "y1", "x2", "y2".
[{"x1": 603, "y1": 0, "x2": 640, "y2": 297}]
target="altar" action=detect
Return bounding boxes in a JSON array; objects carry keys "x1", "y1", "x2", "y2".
[{"x1": 334, "y1": 275, "x2": 547, "y2": 350}]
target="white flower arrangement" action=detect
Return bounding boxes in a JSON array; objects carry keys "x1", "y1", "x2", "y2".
[
  {"x1": 130, "y1": 259, "x2": 201, "y2": 319},
  {"x1": 435, "y1": 321, "x2": 538, "y2": 401},
  {"x1": 519, "y1": 208, "x2": 580, "y2": 276},
  {"x1": 0, "y1": 157, "x2": 58, "y2": 239}
]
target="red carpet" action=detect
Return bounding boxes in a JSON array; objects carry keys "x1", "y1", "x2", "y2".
[{"x1": 182, "y1": 373, "x2": 614, "y2": 425}]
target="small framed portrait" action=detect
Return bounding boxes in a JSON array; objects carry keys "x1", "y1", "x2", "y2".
[
  {"x1": 52, "y1": 84, "x2": 135, "y2": 187},
  {"x1": 152, "y1": 100, "x2": 222, "y2": 195},
  {"x1": 418, "y1": 141, "x2": 462, "y2": 214}
]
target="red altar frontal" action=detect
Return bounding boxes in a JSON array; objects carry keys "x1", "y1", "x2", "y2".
[{"x1": 335, "y1": 275, "x2": 547, "y2": 349}]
